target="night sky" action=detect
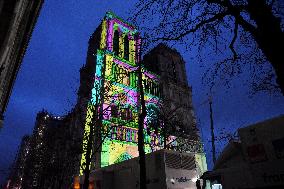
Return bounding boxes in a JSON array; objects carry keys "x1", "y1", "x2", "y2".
[{"x1": 0, "y1": 0, "x2": 283, "y2": 185}]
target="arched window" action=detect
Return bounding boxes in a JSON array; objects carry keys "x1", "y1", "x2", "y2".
[
  {"x1": 143, "y1": 79, "x2": 149, "y2": 93},
  {"x1": 124, "y1": 35, "x2": 129, "y2": 60},
  {"x1": 113, "y1": 30, "x2": 119, "y2": 56}
]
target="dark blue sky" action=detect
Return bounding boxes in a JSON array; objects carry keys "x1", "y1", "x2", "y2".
[{"x1": 0, "y1": 0, "x2": 283, "y2": 185}]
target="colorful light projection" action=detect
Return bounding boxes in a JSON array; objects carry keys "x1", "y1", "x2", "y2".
[
  {"x1": 105, "y1": 12, "x2": 137, "y2": 66},
  {"x1": 80, "y1": 12, "x2": 163, "y2": 174},
  {"x1": 79, "y1": 103, "x2": 96, "y2": 175},
  {"x1": 101, "y1": 138, "x2": 152, "y2": 167},
  {"x1": 99, "y1": 124, "x2": 163, "y2": 145}
]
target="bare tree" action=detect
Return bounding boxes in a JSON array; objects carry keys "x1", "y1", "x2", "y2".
[
  {"x1": 132, "y1": 0, "x2": 284, "y2": 95},
  {"x1": 137, "y1": 60, "x2": 148, "y2": 189},
  {"x1": 146, "y1": 100, "x2": 202, "y2": 153}
]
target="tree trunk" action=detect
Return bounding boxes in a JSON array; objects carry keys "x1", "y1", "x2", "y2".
[
  {"x1": 247, "y1": 0, "x2": 284, "y2": 94},
  {"x1": 138, "y1": 61, "x2": 147, "y2": 189},
  {"x1": 209, "y1": 100, "x2": 216, "y2": 165},
  {"x1": 83, "y1": 106, "x2": 96, "y2": 189},
  {"x1": 83, "y1": 132, "x2": 92, "y2": 189},
  {"x1": 163, "y1": 120, "x2": 167, "y2": 149}
]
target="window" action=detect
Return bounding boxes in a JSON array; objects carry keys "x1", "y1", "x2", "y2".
[
  {"x1": 111, "y1": 104, "x2": 118, "y2": 118},
  {"x1": 121, "y1": 107, "x2": 132, "y2": 120},
  {"x1": 143, "y1": 79, "x2": 149, "y2": 93},
  {"x1": 111, "y1": 126, "x2": 117, "y2": 139},
  {"x1": 113, "y1": 30, "x2": 119, "y2": 56},
  {"x1": 272, "y1": 137, "x2": 284, "y2": 159},
  {"x1": 172, "y1": 61, "x2": 177, "y2": 82},
  {"x1": 121, "y1": 108, "x2": 127, "y2": 120},
  {"x1": 112, "y1": 64, "x2": 129, "y2": 86},
  {"x1": 143, "y1": 78, "x2": 160, "y2": 97},
  {"x1": 124, "y1": 35, "x2": 129, "y2": 60}
]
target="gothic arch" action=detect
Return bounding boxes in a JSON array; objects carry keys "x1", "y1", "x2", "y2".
[
  {"x1": 113, "y1": 30, "x2": 119, "y2": 56},
  {"x1": 124, "y1": 34, "x2": 129, "y2": 60}
]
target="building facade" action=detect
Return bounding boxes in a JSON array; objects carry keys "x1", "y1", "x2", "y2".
[
  {"x1": 77, "y1": 12, "x2": 204, "y2": 178},
  {"x1": 0, "y1": 0, "x2": 44, "y2": 128},
  {"x1": 202, "y1": 115, "x2": 284, "y2": 189},
  {"x1": 8, "y1": 110, "x2": 80, "y2": 189},
  {"x1": 7, "y1": 135, "x2": 30, "y2": 188},
  {"x1": 78, "y1": 12, "x2": 163, "y2": 175}
]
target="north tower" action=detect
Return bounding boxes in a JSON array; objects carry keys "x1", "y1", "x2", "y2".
[{"x1": 77, "y1": 12, "x2": 162, "y2": 175}]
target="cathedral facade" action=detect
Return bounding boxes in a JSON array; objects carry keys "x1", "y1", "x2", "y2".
[
  {"x1": 77, "y1": 12, "x2": 163, "y2": 174},
  {"x1": 77, "y1": 12, "x2": 204, "y2": 176}
]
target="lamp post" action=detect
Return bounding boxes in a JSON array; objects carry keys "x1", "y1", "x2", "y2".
[{"x1": 209, "y1": 96, "x2": 216, "y2": 165}]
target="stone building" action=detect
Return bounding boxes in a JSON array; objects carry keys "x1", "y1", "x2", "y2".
[
  {"x1": 9, "y1": 110, "x2": 81, "y2": 189},
  {"x1": 0, "y1": 0, "x2": 44, "y2": 128},
  {"x1": 143, "y1": 43, "x2": 199, "y2": 141},
  {"x1": 7, "y1": 135, "x2": 30, "y2": 188},
  {"x1": 76, "y1": 12, "x2": 206, "y2": 186}
]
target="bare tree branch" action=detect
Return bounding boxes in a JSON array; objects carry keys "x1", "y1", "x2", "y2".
[
  {"x1": 155, "y1": 11, "x2": 229, "y2": 41},
  {"x1": 230, "y1": 20, "x2": 239, "y2": 60}
]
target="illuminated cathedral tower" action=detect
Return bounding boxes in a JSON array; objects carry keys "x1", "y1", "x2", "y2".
[
  {"x1": 77, "y1": 12, "x2": 162, "y2": 174},
  {"x1": 77, "y1": 12, "x2": 205, "y2": 176}
]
